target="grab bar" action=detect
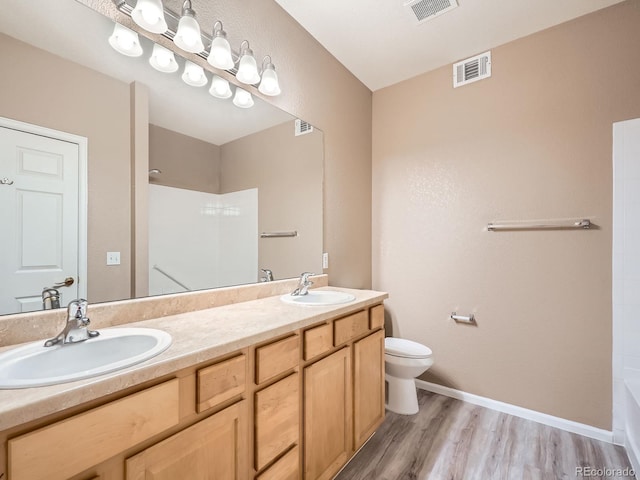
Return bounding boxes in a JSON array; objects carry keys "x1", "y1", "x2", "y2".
[
  {"x1": 260, "y1": 231, "x2": 298, "y2": 238},
  {"x1": 487, "y1": 219, "x2": 591, "y2": 231},
  {"x1": 152, "y1": 265, "x2": 191, "y2": 291}
]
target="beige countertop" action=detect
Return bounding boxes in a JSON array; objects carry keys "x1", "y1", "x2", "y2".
[{"x1": 0, "y1": 286, "x2": 387, "y2": 432}]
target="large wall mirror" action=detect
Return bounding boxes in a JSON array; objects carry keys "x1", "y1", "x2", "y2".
[{"x1": 0, "y1": 0, "x2": 323, "y2": 315}]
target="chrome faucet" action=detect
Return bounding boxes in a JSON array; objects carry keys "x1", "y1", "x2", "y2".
[
  {"x1": 260, "y1": 269, "x2": 274, "y2": 282},
  {"x1": 42, "y1": 287, "x2": 61, "y2": 310},
  {"x1": 291, "y1": 272, "x2": 314, "y2": 296},
  {"x1": 44, "y1": 299, "x2": 99, "y2": 347}
]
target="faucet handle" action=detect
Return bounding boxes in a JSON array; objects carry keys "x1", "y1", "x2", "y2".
[{"x1": 67, "y1": 299, "x2": 89, "y2": 321}]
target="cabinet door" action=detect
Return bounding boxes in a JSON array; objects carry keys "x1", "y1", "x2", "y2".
[
  {"x1": 353, "y1": 330, "x2": 385, "y2": 449},
  {"x1": 126, "y1": 401, "x2": 247, "y2": 480},
  {"x1": 255, "y1": 372, "x2": 299, "y2": 470},
  {"x1": 304, "y1": 348, "x2": 351, "y2": 480}
]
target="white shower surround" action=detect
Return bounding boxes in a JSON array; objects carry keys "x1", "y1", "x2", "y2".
[
  {"x1": 612, "y1": 117, "x2": 640, "y2": 474},
  {"x1": 148, "y1": 185, "x2": 258, "y2": 295}
]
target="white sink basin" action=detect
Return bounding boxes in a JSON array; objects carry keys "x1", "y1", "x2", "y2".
[
  {"x1": 280, "y1": 290, "x2": 356, "y2": 306},
  {"x1": 0, "y1": 327, "x2": 172, "y2": 389}
]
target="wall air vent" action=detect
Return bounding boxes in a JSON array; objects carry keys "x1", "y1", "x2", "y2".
[
  {"x1": 453, "y1": 51, "x2": 491, "y2": 88},
  {"x1": 295, "y1": 119, "x2": 314, "y2": 136},
  {"x1": 404, "y1": 0, "x2": 458, "y2": 23}
]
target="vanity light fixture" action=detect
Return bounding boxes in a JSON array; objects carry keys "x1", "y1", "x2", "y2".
[
  {"x1": 108, "y1": 23, "x2": 143, "y2": 57},
  {"x1": 131, "y1": 0, "x2": 168, "y2": 34},
  {"x1": 207, "y1": 21, "x2": 234, "y2": 71},
  {"x1": 149, "y1": 43, "x2": 178, "y2": 73},
  {"x1": 209, "y1": 75, "x2": 232, "y2": 99},
  {"x1": 110, "y1": 1, "x2": 284, "y2": 105},
  {"x1": 232, "y1": 87, "x2": 254, "y2": 108},
  {"x1": 173, "y1": 0, "x2": 205, "y2": 53},
  {"x1": 258, "y1": 56, "x2": 281, "y2": 96},
  {"x1": 182, "y1": 61, "x2": 208, "y2": 87},
  {"x1": 236, "y1": 41, "x2": 261, "y2": 85}
]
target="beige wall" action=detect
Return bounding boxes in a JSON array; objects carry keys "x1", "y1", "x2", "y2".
[
  {"x1": 0, "y1": 33, "x2": 132, "y2": 304},
  {"x1": 220, "y1": 121, "x2": 323, "y2": 279},
  {"x1": 149, "y1": 124, "x2": 221, "y2": 193},
  {"x1": 372, "y1": 1, "x2": 640, "y2": 429}
]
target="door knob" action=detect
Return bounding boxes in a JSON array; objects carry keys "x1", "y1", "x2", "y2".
[
  {"x1": 1, "y1": 177, "x2": 14, "y2": 185},
  {"x1": 53, "y1": 277, "x2": 75, "y2": 288}
]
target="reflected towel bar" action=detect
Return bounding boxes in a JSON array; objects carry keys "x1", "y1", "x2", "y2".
[
  {"x1": 487, "y1": 219, "x2": 591, "y2": 231},
  {"x1": 260, "y1": 231, "x2": 298, "y2": 238}
]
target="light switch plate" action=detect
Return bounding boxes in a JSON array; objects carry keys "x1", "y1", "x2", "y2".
[
  {"x1": 106, "y1": 251, "x2": 121, "y2": 265},
  {"x1": 322, "y1": 252, "x2": 329, "y2": 269}
]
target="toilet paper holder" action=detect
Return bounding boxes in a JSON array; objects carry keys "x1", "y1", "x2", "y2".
[{"x1": 450, "y1": 312, "x2": 476, "y2": 324}]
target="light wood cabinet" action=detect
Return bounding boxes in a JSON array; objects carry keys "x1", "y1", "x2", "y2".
[
  {"x1": 2, "y1": 301, "x2": 386, "y2": 480},
  {"x1": 126, "y1": 401, "x2": 247, "y2": 480},
  {"x1": 303, "y1": 322, "x2": 332, "y2": 361},
  {"x1": 304, "y1": 348, "x2": 351, "y2": 480},
  {"x1": 255, "y1": 334, "x2": 299, "y2": 385},
  {"x1": 254, "y1": 373, "x2": 299, "y2": 471},
  {"x1": 255, "y1": 446, "x2": 299, "y2": 480},
  {"x1": 353, "y1": 330, "x2": 385, "y2": 449},
  {"x1": 334, "y1": 311, "x2": 369, "y2": 346},
  {"x1": 8, "y1": 379, "x2": 180, "y2": 480},
  {"x1": 197, "y1": 354, "x2": 246, "y2": 413}
]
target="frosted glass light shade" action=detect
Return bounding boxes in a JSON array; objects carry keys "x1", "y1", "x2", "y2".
[
  {"x1": 174, "y1": 13, "x2": 204, "y2": 53},
  {"x1": 233, "y1": 87, "x2": 254, "y2": 108},
  {"x1": 209, "y1": 75, "x2": 232, "y2": 99},
  {"x1": 149, "y1": 44, "x2": 178, "y2": 73},
  {"x1": 131, "y1": 0, "x2": 167, "y2": 34},
  {"x1": 207, "y1": 33, "x2": 234, "y2": 70},
  {"x1": 236, "y1": 48, "x2": 260, "y2": 85},
  {"x1": 108, "y1": 23, "x2": 143, "y2": 57},
  {"x1": 258, "y1": 64, "x2": 281, "y2": 96},
  {"x1": 182, "y1": 61, "x2": 207, "y2": 87}
]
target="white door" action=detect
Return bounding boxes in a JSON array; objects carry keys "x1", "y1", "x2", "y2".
[{"x1": 0, "y1": 126, "x2": 80, "y2": 314}]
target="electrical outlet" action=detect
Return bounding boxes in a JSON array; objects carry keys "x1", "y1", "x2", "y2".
[
  {"x1": 106, "y1": 251, "x2": 121, "y2": 265},
  {"x1": 322, "y1": 252, "x2": 329, "y2": 269}
]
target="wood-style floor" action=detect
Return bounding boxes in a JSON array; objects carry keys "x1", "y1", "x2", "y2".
[{"x1": 336, "y1": 390, "x2": 635, "y2": 480}]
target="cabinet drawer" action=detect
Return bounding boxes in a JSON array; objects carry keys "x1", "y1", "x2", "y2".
[
  {"x1": 255, "y1": 373, "x2": 299, "y2": 470},
  {"x1": 197, "y1": 354, "x2": 246, "y2": 413},
  {"x1": 334, "y1": 310, "x2": 369, "y2": 346},
  {"x1": 9, "y1": 379, "x2": 180, "y2": 480},
  {"x1": 370, "y1": 304, "x2": 384, "y2": 330},
  {"x1": 304, "y1": 322, "x2": 333, "y2": 360},
  {"x1": 256, "y1": 446, "x2": 299, "y2": 480},
  {"x1": 126, "y1": 401, "x2": 246, "y2": 480},
  {"x1": 255, "y1": 335, "x2": 299, "y2": 384}
]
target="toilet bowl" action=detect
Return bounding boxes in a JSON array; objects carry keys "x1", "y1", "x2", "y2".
[{"x1": 384, "y1": 337, "x2": 433, "y2": 415}]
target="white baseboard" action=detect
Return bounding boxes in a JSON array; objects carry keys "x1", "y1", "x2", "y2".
[{"x1": 415, "y1": 380, "x2": 614, "y2": 444}]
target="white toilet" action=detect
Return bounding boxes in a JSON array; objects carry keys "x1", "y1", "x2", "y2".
[{"x1": 384, "y1": 337, "x2": 433, "y2": 415}]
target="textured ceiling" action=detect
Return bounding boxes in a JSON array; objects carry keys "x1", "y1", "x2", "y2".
[{"x1": 274, "y1": 0, "x2": 625, "y2": 91}]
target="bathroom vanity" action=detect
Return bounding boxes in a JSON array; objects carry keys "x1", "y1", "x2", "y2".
[{"x1": 0, "y1": 283, "x2": 387, "y2": 480}]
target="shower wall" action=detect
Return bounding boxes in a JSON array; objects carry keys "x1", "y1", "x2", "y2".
[{"x1": 148, "y1": 185, "x2": 258, "y2": 295}]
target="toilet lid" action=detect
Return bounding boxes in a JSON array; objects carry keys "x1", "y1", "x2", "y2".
[{"x1": 385, "y1": 337, "x2": 432, "y2": 359}]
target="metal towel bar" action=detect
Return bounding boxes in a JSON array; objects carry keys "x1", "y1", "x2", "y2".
[
  {"x1": 260, "y1": 231, "x2": 298, "y2": 238},
  {"x1": 487, "y1": 219, "x2": 591, "y2": 231}
]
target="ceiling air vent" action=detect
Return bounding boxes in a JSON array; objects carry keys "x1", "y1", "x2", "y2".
[
  {"x1": 404, "y1": 0, "x2": 458, "y2": 23},
  {"x1": 295, "y1": 119, "x2": 314, "y2": 136},
  {"x1": 453, "y1": 51, "x2": 491, "y2": 88}
]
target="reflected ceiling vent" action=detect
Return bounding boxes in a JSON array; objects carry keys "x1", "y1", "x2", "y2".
[
  {"x1": 453, "y1": 51, "x2": 492, "y2": 88},
  {"x1": 404, "y1": 0, "x2": 458, "y2": 23},
  {"x1": 295, "y1": 119, "x2": 314, "y2": 136}
]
